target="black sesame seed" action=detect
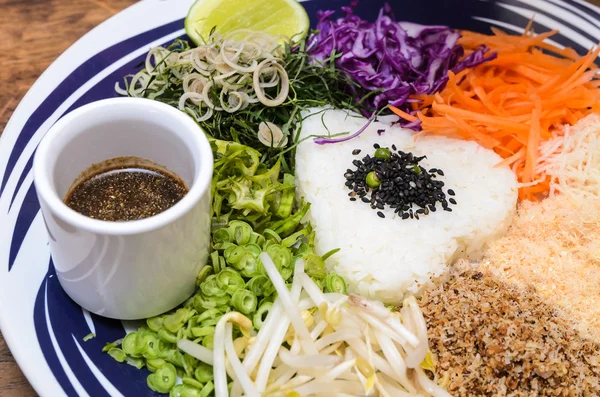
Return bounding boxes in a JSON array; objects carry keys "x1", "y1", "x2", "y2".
[
  {"x1": 448, "y1": 189, "x2": 455, "y2": 196},
  {"x1": 377, "y1": 211, "x2": 385, "y2": 218},
  {"x1": 437, "y1": 169, "x2": 445, "y2": 176},
  {"x1": 449, "y1": 198, "x2": 457, "y2": 205},
  {"x1": 342, "y1": 145, "x2": 452, "y2": 221}
]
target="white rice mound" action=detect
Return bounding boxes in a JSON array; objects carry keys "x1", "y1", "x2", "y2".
[{"x1": 295, "y1": 108, "x2": 518, "y2": 303}]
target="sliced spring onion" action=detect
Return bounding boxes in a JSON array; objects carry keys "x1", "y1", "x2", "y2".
[
  {"x1": 107, "y1": 348, "x2": 126, "y2": 363},
  {"x1": 195, "y1": 362, "x2": 214, "y2": 383},
  {"x1": 323, "y1": 274, "x2": 347, "y2": 294},
  {"x1": 231, "y1": 289, "x2": 258, "y2": 315},
  {"x1": 253, "y1": 301, "x2": 273, "y2": 330},
  {"x1": 245, "y1": 275, "x2": 274, "y2": 297},
  {"x1": 147, "y1": 363, "x2": 177, "y2": 393},
  {"x1": 216, "y1": 268, "x2": 245, "y2": 295}
]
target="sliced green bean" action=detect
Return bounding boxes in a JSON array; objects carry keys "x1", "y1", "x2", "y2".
[
  {"x1": 126, "y1": 356, "x2": 144, "y2": 369},
  {"x1": 157, "y1": 329, "x2": 178, "y2": 344},
  {"x1": 245, "y1": 275, "x2": 273, "y2": 296},
  {"x1": 262, "y1": 228, "x2": 282, "y2": 243},
  {"x1": 182, "y1": 353, "x2": 198, "y2": 376},
  {"x1": 229, "y1": 220, "x2": 253, "y2": 245},
  {"x1": 194, "y1": 362, "x2": 214, "y2": 383},
  {"x1": 147, "y1": 316, "x2": 164, "y2": 332},
  {"x1": 107, "y1": 348, "x2": 126, "y2": 363},
  {"x1": 200, "y1": 381, "x2": 214, "y2": 397},
  {"x1": 146, "y1": 358, "x2": 166, "y2": 373},
  {"x1": 164, "y1": 308, "x2": 194, "y2": 333},
  {"x1": 195, "y1": 265, "x2": 213, "y2": 287},
  {"x1": 191, "y1": 326, "x2": 215, "y2": 338},
  {"x1": 216, "y1": 268, "x2": 245, "y2": 294},
  {"x1": 102, "y1": 339, "x2": 122, "y2": 353},
  {"x1": 197, "y1": 308, "x2": 221, "y2": 323},
  {"x1": 202, "y1": 334, "x2": 214, "y2": 349},
  {"x1": 170, "y1": 384, "x2": 202, "y2": 397},
  {"x1": 323, "y1": 273, "x2": 347, "y2": 294},
  {"x1": 231, "y1": 289, "x2": 258, "y2": 314},
  {"x1": 253, "y1": 301, "x2": 273, "y2": 330},
  {"x1": 122, "y1": 333, "x2": 140, "y2": 357},
  {"x1": 147, "y1": 362, "x2": 176, "y2": 393},
  {"x1": 200, "y1": 275, "x2": 226, "y2": 297},
  {"x1": 136, "y1": 331, "x2": 160, "y2": 359},
  {"x1": 304, "y1": 254, "x2": 327, "y2": 279},
  {"x1": 182, "y1": 377, "x2": 204, "y2": 389}
]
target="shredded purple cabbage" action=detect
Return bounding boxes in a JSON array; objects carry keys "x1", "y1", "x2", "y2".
[{"x1": 307, "y1": 4, "x2": 496, "y2": 143}]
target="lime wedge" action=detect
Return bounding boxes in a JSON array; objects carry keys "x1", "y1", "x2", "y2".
[{"x1": 184, "y1": 0, "x2": 310, "y2": 45}]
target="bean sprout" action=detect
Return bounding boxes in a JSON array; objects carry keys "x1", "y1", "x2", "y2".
[{"x1": 182, "y1": 253, "x2": 449, "y2": 397}]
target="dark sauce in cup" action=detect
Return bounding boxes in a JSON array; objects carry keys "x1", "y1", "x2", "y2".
[{"x1": 64, "y1": 156, "x2": 188, "y2": 221}]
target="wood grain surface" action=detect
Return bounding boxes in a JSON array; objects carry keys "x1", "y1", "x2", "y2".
[
  {"x1": 1, "y1": 0, "x2": 600, "y2": 396},
  {"x1": 0, "y1": 1, "x2": 137, "y2": 395}
]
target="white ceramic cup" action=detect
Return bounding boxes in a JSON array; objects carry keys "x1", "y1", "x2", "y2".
[{"x1": 33, "y1": 98, "x2": 213, "y2": 320}]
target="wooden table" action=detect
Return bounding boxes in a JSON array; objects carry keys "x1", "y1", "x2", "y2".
[
  {"x1": 0, "y1": 2, "x2": 137, "y2": 395},
  {"x1": 2, "y1": 0, "x2": 600, "y2": 396}
]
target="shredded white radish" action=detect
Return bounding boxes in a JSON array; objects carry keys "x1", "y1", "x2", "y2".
[{"x1": 535, "y1": 114, "x2": 600, "y2": 198}]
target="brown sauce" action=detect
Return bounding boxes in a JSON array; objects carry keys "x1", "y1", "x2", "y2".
[{"x1": 64, "y1": 157, "x2": 188, "y2": 222}]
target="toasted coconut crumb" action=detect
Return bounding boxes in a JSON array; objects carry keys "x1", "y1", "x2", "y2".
[
  {"x1": 420, "y1": 260, "x2": 600, "y2": 396},
  {"x1": 483, "y1": 194, "x2": 600, "y2": 341}
]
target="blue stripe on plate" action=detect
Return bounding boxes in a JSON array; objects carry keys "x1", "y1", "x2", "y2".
[
  {"x1": 569, "y1": 0, "x2": 600, "y2": 16},
  {"x1": 33, "y1": 267, "x2": 79, "y2": 397},
  {"x1": 0, "y1": 18, "x2": 185, "y2": 199},
  {"x1": 502, "y1": 0, "x2": 598, "y2": 42},
  {"x1": 8, "y1": 184, "x2": 39, "y2": 271},
  {"x1": 491, "y1": 0, "x2": 597, "y2": 51},
  {"x1": 35, "y1": 261, "x2": 162, "y2": 396},
  {"x1": 8, "y1": 153, "x2": 34, "y2": 211}
]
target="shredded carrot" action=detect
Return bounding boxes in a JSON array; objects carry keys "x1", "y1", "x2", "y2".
[{"x1": 392, "y1": 25, "x2": 600, "y2": 201}]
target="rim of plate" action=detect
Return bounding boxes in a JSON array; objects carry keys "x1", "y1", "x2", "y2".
[
  {"x1": 0, "y1": 1, "x2": 194, "y2": 395},
  {"x1": 1, "y1": 0, "x2": 599, "y2": 396}
]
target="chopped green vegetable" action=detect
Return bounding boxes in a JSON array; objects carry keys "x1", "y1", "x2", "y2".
[
  {"x1": 103, "y1": 139, "x2": 346, "y2": 396},
  {"x1": 107, "y1": 348, "x2": 126, "y2": 363},
  {"x1": 231, "y1": 289, "x2": 258, "y2": 315},
  {"x1": 147, "y1": 363, "x2": 177, "y2": 393},
  {"x1": 323, "y1": 274, "x2": 348, "y2": 294},
  {"x1": 83, "y1": 333, "x2": 96, "y2": 342}
]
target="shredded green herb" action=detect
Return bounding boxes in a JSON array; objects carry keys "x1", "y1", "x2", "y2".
[{"x1": 117, "y1": 36, "x2": 364, "y2": 174}]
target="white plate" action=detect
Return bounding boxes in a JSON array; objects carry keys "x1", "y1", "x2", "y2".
[{"x1": 1, "y1": 0, "x2": 599, "y2": 395}]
